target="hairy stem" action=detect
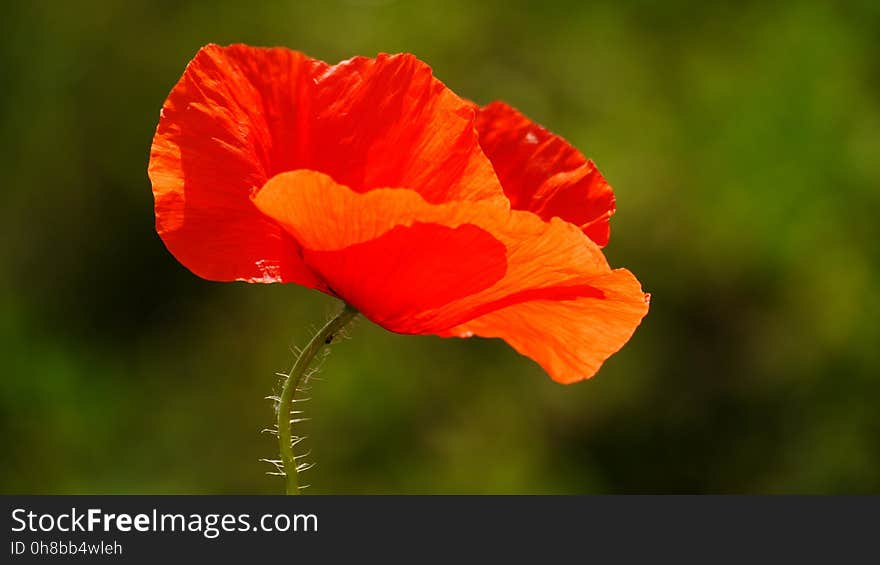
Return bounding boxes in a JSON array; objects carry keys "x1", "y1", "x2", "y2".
[{"x1": 277, "y1": 302, "x2": 359, "y2": 495}]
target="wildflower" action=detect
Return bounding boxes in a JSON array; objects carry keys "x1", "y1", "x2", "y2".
[{"x1": 150, "y1": 44, "x2": 648, "y2": 384}]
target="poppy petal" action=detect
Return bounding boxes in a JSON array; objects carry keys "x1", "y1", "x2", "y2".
[
  {"x1": 150, "y1": 44, "x2": 507, "y2": 283},
  {"x1": 252, "y1": 170, "x2": 508, "y2": 327},
  {"x1": 442, "y1": 270, "x2": 650, "y2": 383},
  {"x1": 310, "y1": 53, "x2": 506, "y2": 205},
  {"x1": 475, "y1": 101, "x2": 615, "y2": 246},
  {"x1": 149, "y1": 44, "x2": 327, "y2": 285},
  {"x1": 252, "y1": 170, "x2": 648, "y2": 382}
]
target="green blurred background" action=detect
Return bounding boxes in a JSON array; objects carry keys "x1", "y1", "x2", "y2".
[{"x1": 1, "y1": 0, "x2": 878, "y2": 493}]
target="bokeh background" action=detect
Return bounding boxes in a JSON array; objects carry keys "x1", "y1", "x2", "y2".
[{"x1": 1, "y1": 0, "x2": 878, "y2": 493}]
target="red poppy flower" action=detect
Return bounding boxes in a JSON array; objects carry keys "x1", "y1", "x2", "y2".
[{"x1": 149, "y1": 44, "x2": 648, "y2": 384}]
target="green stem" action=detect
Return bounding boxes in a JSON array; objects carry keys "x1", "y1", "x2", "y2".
[{"x1": 277, "y1": 302, "x2": 359, "y2": 495}]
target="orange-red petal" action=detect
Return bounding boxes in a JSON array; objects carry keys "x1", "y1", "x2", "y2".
[
  {"x1": 309, "y1": 54, "x2": 505, "y2": 205},
  {"x1": 252, "y1": 170, "x2": 648, "y2": 382},
  {"x1": 442, "y1": 271, "x2": 650, "y2": 383},
  {"x1": 149, "y1": 44, "x2": 326, "y2": 285},
  {"x1": 475, "y1": 101, "x2": 616, "y2": 246},
  {"x1": 149, "y1": 44, "x2": 505, "y2": 284}
]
